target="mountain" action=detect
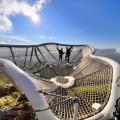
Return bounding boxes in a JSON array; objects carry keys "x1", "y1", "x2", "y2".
[{"x1": 95, "y1": 48, "x2": 120, "y2": 64}]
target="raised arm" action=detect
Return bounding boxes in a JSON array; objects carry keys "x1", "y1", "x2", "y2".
[{"x1": 69, "y1": 46, "x2": 73, "y2": 50}]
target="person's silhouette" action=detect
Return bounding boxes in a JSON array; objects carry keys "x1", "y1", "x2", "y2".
[
  {"x1": 57, "y1": 47, "x2": 64, "y2": 61},
  {"x1": 65, "y1": 46, "x2": 73, "y2": 63}
]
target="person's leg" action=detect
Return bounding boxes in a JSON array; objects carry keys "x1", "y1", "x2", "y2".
[
  {"x1": 59, "y1": 54, "x2": 62, "y2": 61},
  {"x1": 61, "y1": 55, "x2": 63, "y2": 61},
  {"x1": 68, "y1": 55, "x2": 70, "y2": 63},
  {"x1": 59, "y1": 55, "x2": 60, "y2": 61},
  {"x1": 68, "y1": 57, "x2": 69, "y2": 63}
]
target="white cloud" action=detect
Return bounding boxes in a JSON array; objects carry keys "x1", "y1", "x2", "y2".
[
  {"x1": 40, "y1": 35, "x2": 47, "y2": 39},
  {"x1": 0, "y1": 35, "x2": 30, "y2": 42},
  {"x1": 0, "y1": 0, "x2": 49, "y2": 32},
  {"x1": 0, "y1": 41, "x2": 6, "y2": 44},
  {"x1": 0, "y1": 15, "x2": 12, "y2": 32},
  {"x1": 40, "y1": 35, "x2": 56, "y2": 40},
  {"x1": 48, "y1": 36, "x2": 56, "y2": 40}
]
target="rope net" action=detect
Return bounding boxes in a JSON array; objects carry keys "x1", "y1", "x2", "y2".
[{"x1": 0, "y1": 43, "x2": 113, "y2": 120}]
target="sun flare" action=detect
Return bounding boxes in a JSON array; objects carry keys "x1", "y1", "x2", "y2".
[{"x1": 31, "y1": 14, "x2": 39, "y2": 23}]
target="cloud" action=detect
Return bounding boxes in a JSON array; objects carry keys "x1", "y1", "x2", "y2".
[
  {"x1": 0, "y1": 16, "x2": 12, "y2": 32},
  {"x1": 48, "y1": 36, "x2": 56, "y2": 40},
  {"x1": 0, "y1": 41, "x2": 6, "y2": 44},
  {"x1": 0, "y1": 35, "x2": 30, "y2": 42},
  {"x1": 0, "y1": 0, "x2": 50, "y2": 32},
  {"x1": 40, "y1": 35, "x2": 47, "y2": 39},
  {"x1": 40, "y1": 35, "x2": 56, "y2": 40}
]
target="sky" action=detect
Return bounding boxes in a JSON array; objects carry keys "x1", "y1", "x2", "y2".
[{"x1": 0, "y1": 0, "x2": 120, "y2": 48}]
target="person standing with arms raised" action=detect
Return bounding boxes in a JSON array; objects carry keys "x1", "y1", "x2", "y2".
[
  {"x1": 65, "y1": 46, "x2": 73, "y2": 63},
  {"x1": 57, "y1": 46, "x2": 64, "y2": 61}
]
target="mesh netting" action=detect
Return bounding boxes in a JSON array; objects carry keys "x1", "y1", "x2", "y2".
[{"x1": 0, "y1": 43, "x2": 113, "y2": 120}]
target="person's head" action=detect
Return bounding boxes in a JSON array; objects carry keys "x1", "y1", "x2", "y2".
[
  {"x1": 66, "y1": 47, "x2": 68, "y2": 49},
  {"x1": 61, "y1": 48, "x2": 63, "y2": 51}
]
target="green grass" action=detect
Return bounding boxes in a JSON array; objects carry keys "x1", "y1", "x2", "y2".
[
  {"x1": 68, "y1": 84, "x2": 110, "y2": 97},
  {"x1": 0, "y1": 73, "x2": 20, "y2": 109},
  {"x1": 0, "y1": 74, "x2": 12, "y2": 86},
  {"x1": 0, "y1": 92, "x2": 20, "y2": 109}
]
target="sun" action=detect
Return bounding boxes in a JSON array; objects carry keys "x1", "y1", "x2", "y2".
[{"x1": 31, "y1": 14, "x2": 39, "y2": 23}]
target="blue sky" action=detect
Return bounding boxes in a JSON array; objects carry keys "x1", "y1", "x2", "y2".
[{"x1": 0, "y1": 0, "x2": 120, "y2": 48}]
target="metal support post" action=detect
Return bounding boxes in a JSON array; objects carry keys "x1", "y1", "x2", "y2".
[{"x1": 73, "y1": 97, "x2": 79, "y2": 120}]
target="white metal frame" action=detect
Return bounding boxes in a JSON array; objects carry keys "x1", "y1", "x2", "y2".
[{"x1": 0, "y1": 51, "x2": 120, "y2": 120}]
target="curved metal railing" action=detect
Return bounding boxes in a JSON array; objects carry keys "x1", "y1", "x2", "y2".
[{"x1": 0, "y1": 43, "x2": 119, "y2": 120}]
